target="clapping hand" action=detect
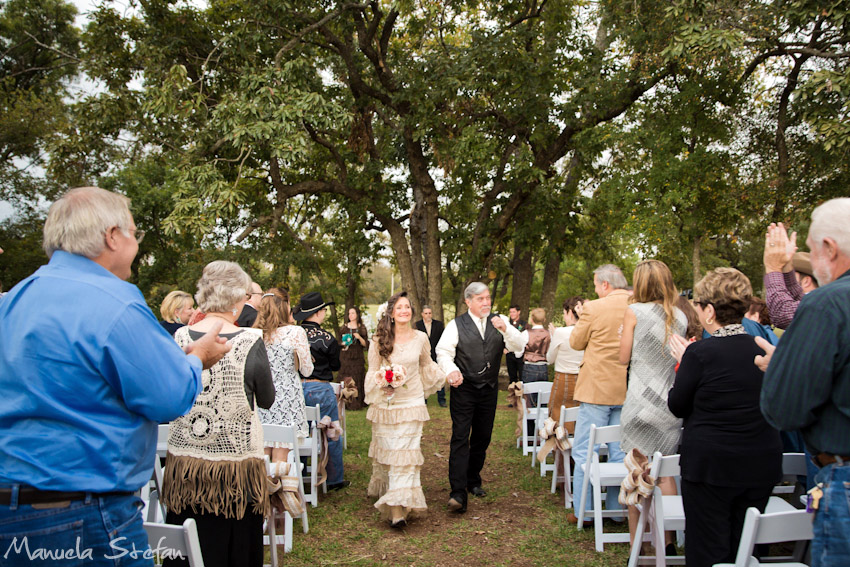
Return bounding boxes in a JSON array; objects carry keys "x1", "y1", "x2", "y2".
[
  {"x1": 548, "y1": 322, "x2": 556, "y2": 335},
  {"x1": 184, "y1": 320, "x2": 231, "y2": 369},
  {"x1": 491, "y1": 316, "x2": 506, "y2": 332},
  {"x1": 764, "y1": 222, "x2": 797, "y2": 273},
  {"x1": 668, "y1": 334, "x2": 690, "y2": 364},
  {"x1": 754, "y1": 336, "x2": 775, "y2": 372}
]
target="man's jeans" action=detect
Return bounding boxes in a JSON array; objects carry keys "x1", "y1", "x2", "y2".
[
  {"x1": 0, "y1": 492, "x2": 150, "y2": 566},
  {"x1": 812, "y1": 460, "x2": 850, "y2": 567},
  {"x1": 571, "y1": 402, "x2": 623, "y2": 515},
  {"x1": 302, "y1": 381, "x2": 344, "y2": 486}
]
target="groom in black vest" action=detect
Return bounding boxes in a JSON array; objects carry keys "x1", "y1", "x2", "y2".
[{"x1": 436, "y1": 282, "x2": 525, "y2": 513}]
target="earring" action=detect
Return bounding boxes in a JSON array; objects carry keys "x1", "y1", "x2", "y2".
[
  {"x1": 232, "y1": 308, "x2": 238, "y2": 316},
  {"x1": 706, "y1": 317, "x2": 714, "y2": 325},
  {"x1": 391, "y1": 317, "x2": 395, "y2": 323}
]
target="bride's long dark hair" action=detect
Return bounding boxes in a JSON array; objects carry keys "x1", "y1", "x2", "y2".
[{"x1": 375, "y1": 291, "x2": 413, "y2": 361}]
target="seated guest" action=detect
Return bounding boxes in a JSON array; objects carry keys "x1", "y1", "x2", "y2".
[
  {"x1": 162, "y1": 261, "x2": 275, "y2": 567},
  {"x1": 160, "y1": 290, "x2": 195, "y2": 336},
  {"x1": 668, "y1": 267, "x2": 782, "y2": 567}
]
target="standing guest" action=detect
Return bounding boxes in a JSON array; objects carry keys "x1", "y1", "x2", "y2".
[
  {"x1": 744, "y1": 297, "x2": 779, "y2": 346},
  {"x1": 0, "y1": 187, "x2": 228, "y2": 563},
  {"x1": 763, "y1": 222, "x2": 819, "y2": 329},
  {"x1": 759, "y1": 198, "x2": 850, "y2": 567},
  {"x1": 160, "y1": 289, "x2": 196, "y2": 336},
  {"x1": 163, "y1": 261, "x2": 275, "y2": 567},
  {"x1": 504, "y1": 305, "x2": 527, "y2": 384},
  {"x1": 676, "y1": 295, "x2": 703, "y2": 340},
  {"x1": 337, "y1": 306, "x2": 369, "y2": 410},
  {"x1": 436, "y1": 283, "x2": 526, "y2": 513},
  {"x1": 365, "y1": 292, "x2": 446, "y2": 527},
  {"x1": 546, "y1": 296, "x2": 585, "y2": 430},
  {"x1": 515, "y1": 307, "x2": 551, "y2": 430},
  {"x1": 618, "y1": 260, "x2": 687, "y2": 551},
  {"x1": 236, "y1": 281, "x2": 263, "y2": 327},
  {"x1": 255, "y1": 288, "x2": 313, "y2": 464},
  {"x1": 668, "y1": 267, "x2": 782, "y2": 567},
  {"x1": 568, "y1": 264, "x2": 630, "y2": 524},
  {"x1": 416, "y1": 305, "x2": 447, "y2": 407},
  {"x1": 296, "y1": 292, "x2": 348, "y2": 491}
]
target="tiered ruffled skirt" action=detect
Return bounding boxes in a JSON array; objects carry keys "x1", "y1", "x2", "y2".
[{"x1": 366, "y1": 404, "x2": 430, "y2": 520}]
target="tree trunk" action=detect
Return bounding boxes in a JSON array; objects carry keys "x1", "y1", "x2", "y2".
[
  {"x1": 692, "y1": 235, "x2": 702, "y2": 290},
  {"x1": 510, "y1": 242, "x2": 533, "y2": 316},
  {"x1": 773, "y1": 55, "x2": 808, "y2": 221},
  {"x1": 540, "y1": 247, "x2": 562, "y2": 321},
  {"x1": 381, "y1": 215, "x2": 423, "y2": 315}
]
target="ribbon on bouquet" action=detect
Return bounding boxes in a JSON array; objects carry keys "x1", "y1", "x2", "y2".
[
  {"x1": 536, "y1": 417, "x2": 571, "y2": 462},
  {"x1": 507, "y1": 381, "x2": 524, "y2": 437},
  {"x1": 267, "y1": 461, "x2": 305, "y2": 517},
  {"x1": 315, "y1": 416, "x2": 343, "y2": 486}
]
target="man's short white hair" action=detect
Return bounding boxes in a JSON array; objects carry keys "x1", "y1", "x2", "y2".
[
  {"x1": 593, "y1": 264, "x2": 628, "y2": 289},
  {"x1": 464, "y1": 282, "x2": 489, "y2": 299},
  {"x1": 42, "y1": 187, "x2": 133, "y2": 259},
  {"x1": 810, "y1": 198, "x2": 850, "y2": 256}
]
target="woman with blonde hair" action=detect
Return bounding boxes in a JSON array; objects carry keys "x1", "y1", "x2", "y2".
[
  {"x1": 159, "y1": 290, "x2": 195, "y2": 336},
  {"x1": 254, "y1": 288, "x2": 313, "y2": 464},
  {"x1": 618, "y1": 259, "x2": 687, "y2": 553},
  {"x1": 365, "y1": 291, "x2": 446, "y2": 528}
]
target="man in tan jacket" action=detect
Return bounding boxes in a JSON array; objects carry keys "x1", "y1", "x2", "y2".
[{"x1": 567, "y1": 264, "x2": 630, "y2": 524}]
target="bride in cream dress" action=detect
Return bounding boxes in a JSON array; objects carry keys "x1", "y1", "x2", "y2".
[{"x1": 365, "y1": 291, "x2": 446, "y2": 527}]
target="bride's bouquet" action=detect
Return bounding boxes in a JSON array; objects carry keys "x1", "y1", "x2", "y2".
[{"x1": 374, "y1": 364, "x2": 407, "y2": 405}]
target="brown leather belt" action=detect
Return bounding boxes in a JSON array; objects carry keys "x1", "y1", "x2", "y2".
[
  {"x1": 0, "y1": 487, "x2": 133, "y2": 506},
  {"x1": 814, "y1": 453, "x2": 850, "y2": 468}
]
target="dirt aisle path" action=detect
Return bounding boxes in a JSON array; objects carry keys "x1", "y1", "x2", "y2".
[{"x1": 283, "y1": 392, "x2": 629, "y2": 566}]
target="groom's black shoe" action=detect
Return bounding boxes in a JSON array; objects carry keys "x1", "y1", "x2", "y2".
[
  {"x1": 469, "y1": 486, "x2": 487, "y2": 497},
  {"x1": 447, "y1": 495, "x2": 467, "y2": 513}
]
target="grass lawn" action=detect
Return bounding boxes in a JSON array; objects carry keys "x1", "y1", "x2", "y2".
[{"x1": 279, "y1": 390, "x2": 631, "y2": 566}]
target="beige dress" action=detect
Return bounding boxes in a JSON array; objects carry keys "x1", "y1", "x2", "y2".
[{"x1": 365, "y1": 331, "x2": 446, "y2": 520}]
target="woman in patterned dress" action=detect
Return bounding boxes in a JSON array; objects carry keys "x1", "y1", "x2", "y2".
[
  {"x1": 618, "y1": 259, "x2": 687, "y2": 551},
  {"x1": 364, "y1": 291, "x2": 446, "y2": 528},
  {"x1": 254, "y1": 288, "x2": 313, "y2": 465}
]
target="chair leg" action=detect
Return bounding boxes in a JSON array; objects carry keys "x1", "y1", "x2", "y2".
[
  {"x1": 593, "y1": 480, "x2": 605, "y2": 552},
  {"x1": 628, "y1": 504, "x2": 647, "y2": 567},
  {"x1": 576, "y1": 461, "x2": 590, "y2": 528}
]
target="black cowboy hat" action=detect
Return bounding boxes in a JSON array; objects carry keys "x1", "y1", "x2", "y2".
[{"x1": 293, "y1": 292, "x2": 335, "y2": 321}]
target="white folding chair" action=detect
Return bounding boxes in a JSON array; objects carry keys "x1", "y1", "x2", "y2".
[
  {"x1": 144, "y1": 424, "x2": 170, "y2": 522},
  {"x1": 143, "y1": 518, "x2": 204, "y2": 567},
  {"x1": 298, "y1": 405, "x2": 323, "y2": 507},
  {"x1": 551, "y1": 405, "x2": 581, "y2": 507},
  {"x1": 263, "y1": 424, "x2": 309, "y2": 563},
  {"x1": 518, "y1": 382, "x2": 552, "y2": 457},
  {"x1": 576, "y1": 423, "x2": 629, "y2": 551},
  {"x1": 532, "y1": 389, "x2": 552, "y2": 468},
  {"x1": 628, "y1": 452, "x2": 686, "y2": 567},
  {"x1": 713, "y1": 507, "x2": 814, "y2": 567},
  {"x1": 329, "y1": 382, "x2": 348, "y2": 450},
  {"x1": 767, "y1": 453, "x2": 808, "y2": 514}
]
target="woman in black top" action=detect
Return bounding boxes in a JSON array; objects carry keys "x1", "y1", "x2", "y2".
[{"x1": 668, "y1": 267, "x2": 782, "y2": 567}]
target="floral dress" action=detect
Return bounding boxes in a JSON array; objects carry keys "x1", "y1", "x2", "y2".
[
  {"x1": 365, "y1": 331, "x2": 446, "y2": 521},
  {"x1": 258, "y1": 325, "x2": 314, "y2": 448}
]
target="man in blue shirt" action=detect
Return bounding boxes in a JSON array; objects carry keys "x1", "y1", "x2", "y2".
[
  {"x1": 758, "y1": 198, "x2": 850, "y2": 567},
  {"x1": 0, "y1": 187, "x2": 229, "y2": 565}
]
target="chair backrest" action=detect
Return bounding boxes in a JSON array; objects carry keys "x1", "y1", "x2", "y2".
[
  {"x1": 561, "y1": 406, "x2": 580, "y2": 427},
  {"x1": 304, "y1": 404, "x2": 321, "y2": 422},
  {"x1": 157, "y1": 424, "x2": 169, "y2": 457},
  {"x1": 263, "y1": 424, "x2": 298, "y2": 448},
  {"x1": 780, "y1": 452, "x2": 808, "y2": 480},
  {"x1": 648, "y1": 452, "x2": 680, "y2": 478},
  {"x1": 522, "y1": 381, "x2": 553, "y2": 395},
  {"x1": 732, "y1": 507, "x2": 814, "y2": 567},
  {"x1": 144, "y1": 518, "x2": 205, "y2": 567},
  {"x1": 538, "y1": 391, "x2": 551, "y2": 406},
  {"x1": 587, "y1": 423, "x2": 621, "y2": 451},
  {"x1": 330, "y1": 382, "x2": 341, "y2": 396}
]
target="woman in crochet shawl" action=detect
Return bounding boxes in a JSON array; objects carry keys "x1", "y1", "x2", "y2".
[
  {"x1": 162, "y1": 261, "x2": 275, "y2": 567},
  {"x1": 365, "y1": 291, "x2": 446, "y2": 527}
]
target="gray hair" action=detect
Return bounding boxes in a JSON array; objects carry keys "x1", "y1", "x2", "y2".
[
  {"x1": 810, "y1": 198, "x2": 850, "y2": 256},
  {"x1": 195, "y1": 261, "x2": 252, "y2": 313},
  {"x1": 593, "y1": 264, "x2": 628, "y2": 289},
  {"x1": 421, "y1": 305, "x2": 432, "y2": 311},
  {"x1": 42, "y1": 187, "x2": 133, "y2": 259},
  {"x1": 464, "y1": 282, "x2": 489, "y2": 299}
]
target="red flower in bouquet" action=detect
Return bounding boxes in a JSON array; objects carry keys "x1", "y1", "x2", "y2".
[{"x1": 386, "y1": 370, "x2": 394, "y2": 383}]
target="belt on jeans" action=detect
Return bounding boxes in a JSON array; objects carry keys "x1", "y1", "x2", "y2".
[
  {"x1": 0, "y1": 487, "x2": 133, "y2": 506},
  {"x1": 814, "y1": 453, "x2": 850, "y2": 468},
  {"x1": 302, "y1": 379, "x2": 327, "y2": 383}
]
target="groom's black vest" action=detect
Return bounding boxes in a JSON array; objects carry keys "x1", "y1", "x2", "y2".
[{"x1": 455, "y1": 313, "x2": 505, "y2": 389}]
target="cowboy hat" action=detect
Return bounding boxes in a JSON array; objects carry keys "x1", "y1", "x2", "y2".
[{"x1": 293, "y1": 292, "x2": 335, "y2": 321}]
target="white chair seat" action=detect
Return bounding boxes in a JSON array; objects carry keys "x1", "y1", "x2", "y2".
[
  {"x1": 596, "y1": 462, "x2": 628, "y2": 484},
  {"x1": 765, "y1": 496, "x2": 797, "y2": 514}
]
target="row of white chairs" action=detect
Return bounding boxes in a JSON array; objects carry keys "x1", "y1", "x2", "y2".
[{"x1": 514, "y1": 384, "x2": 813, "y2": 566}]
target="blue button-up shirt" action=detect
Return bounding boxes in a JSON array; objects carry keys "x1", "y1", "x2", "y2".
[{"x1": 0, "y1": 251, "x2": 203, "y2": 492}]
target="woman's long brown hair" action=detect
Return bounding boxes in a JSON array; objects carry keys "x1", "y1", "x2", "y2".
[
  {"x1": 254, "y1": 287, "x2": 292, "y2": 342},
  {"x1": 631, "y1": 260, "x2": 679, "y2": 340},
  {"x1": 375, "y1": 291, "x2": 413, "y2": 361}
]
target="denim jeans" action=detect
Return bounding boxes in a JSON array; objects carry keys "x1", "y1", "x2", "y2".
[
  {"x1": 812, "y1": 460, "x2": 850, "y2": 567},
  {"x1": 302, "y1": 381, "x2": 344, "y2": 486},
  {"x1": 571, "y1": 402, "x2": 624, "y2": 514},
  {"x1": 0, "y1": 491, "x2": 150, "y2": 566}
]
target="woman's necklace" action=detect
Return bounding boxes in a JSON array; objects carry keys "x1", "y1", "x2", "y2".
[{"x1": 205, "y1": 313, "x2": 235, "y2": 324}]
